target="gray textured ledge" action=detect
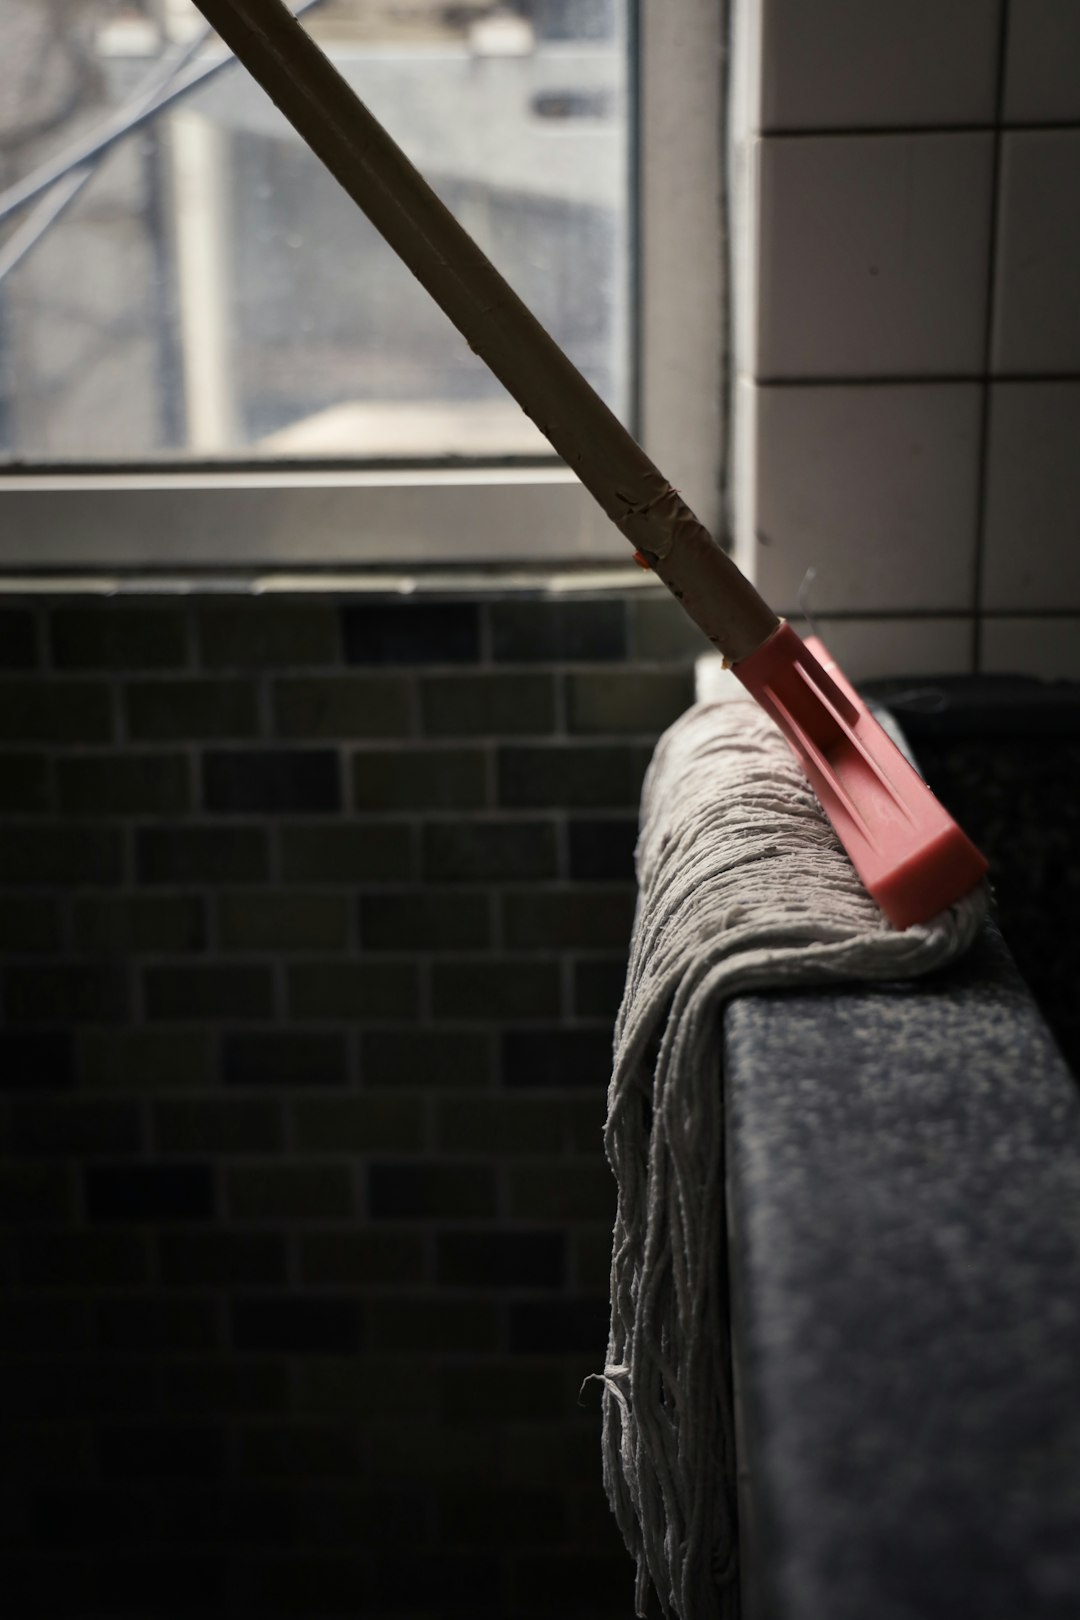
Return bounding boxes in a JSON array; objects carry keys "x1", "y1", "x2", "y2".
[{"x1": 726, "y1": 922, "x2": 1080, "y2": 1620}]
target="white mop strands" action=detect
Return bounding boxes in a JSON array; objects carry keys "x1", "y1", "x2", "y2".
[{"x1": 597, "y1": 698, "x2": 986, "y2": 1620}]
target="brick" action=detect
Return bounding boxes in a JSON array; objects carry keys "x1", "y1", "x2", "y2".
[
  {"x1": 423, "y1": 818, "x2": 557, "y2": 881},
  {"x1": 155, "y1": 1098, "x2": 283, "y2": 1154},
  {"x1": 287, "y1": 961, "x2": 418, "y2": 1021},
  {"x1": 199, "y1": 602, "x2": 338, "y2": 667},
  {"x1": 509, "y1": 1296, "x2": 609, "y2": 1354},
  {"x1": 0, "y1": 1297, "x2": 89, "y2": 1353},
  {"x1": 358, "y1": 1419, "x2": 499, "y2": 1484},
  {"x1": 360, "y1": 888, "x2": 490, "y2": 951},
  {"x1": 369, "y1": 1163, "x2": 496, "y2": 1219},
  {"x1": 500, "y1": 1028, "x2": 613, "y2": 1089},
  {"x1": 441, "y1": 1487, "x2": 564, "y2": 1544},
  {"x1": 291, "y1": 1095, "x2": 423, "y2": 1153},
  {"x1": 442, "y1": 1362, "x2": 564, "y2": 1424},
  {"x1": 20, "y1": 1230, "x2": 149, "y2": 1288},
  {"x1": 0, "y1": 1357, "x2": 156, "y2": 1421},
  {"x1": 0, "y1": 895, "x2": 61, "y2": 952},
  {"x1": 501, "y1": 886, "x2": 634, "y2": 949},
  {"x1": 144, "y1": 964, "x2": 275, "y2": 1021},
  {"x1": 296, "y1": 1356, "x2": 438, "y2": 1421},
  {"x1": 573, "y1": 957, "x2": 628, "y2": 1019},
  {"x1": 567, "y1": 1098, "x2": 605, "y2": 1156},
  {"x1": 5, "y1": 963, "x2": 128, "y2": 1024},
  {"x1": 280, "y1": 822, "x2": 414, "y2": 882},
  {"x1": 430, "y1": 959, "x2": 561, "y2": 1021},
  {"x1": 368, "y1": 1297, "x2": 498, "y2": 1353},
  {"x1": 203, "y1": 750, "x2": 341, "y2": 814},
  {"x1": 0, "y1": 1030, "x2": 73, "y2": 1090},
  {"x1": 56, "y1": 752, "x2": 190, "y2": 815},
  {"x1": 437, "y1": 1096, "x2": 565, "y2": 1155},
  {"x1": 136, "y1": 824, "x2": 268, "y2": 884},
  {"x1": 158, "y1": 1360, "x2": 288, "y2": 1415},
  {"x1": 436, "y1": 1230, "x2": 565, "y2": 1289},
  {"x1": 419, "y1": 672, "x2": 557, "y2": 736},
  {"x1": 0, "y1": 1425, "x2": 94, "y2": 1483},
  {"x1": 292, "y1": 1486, "x2": 428, "y2": 1549},
  {"x1": 0, "y1": 825, "x2": 123, "y2": 886},
  {"x1": 0, "y1": 1164, "x2": 72, "y2": 1221},
  {"x1": 567, "y1": 816, "x2": 638, "y2": 880},
  {"x1": 51, "y1": 607, "x2": 188, "y2": 669},
  {"x1": 159, "y1": 1230, "x2": 287, "y2": 1289},
  {"x1": 126, "y1": 678, "x2": 259, "y2": 739},
  {"x1": 274, "y1": 676, "x2": 412, "y2": 738},
  {"x1": 0, "y1": 681, "x2": 113, "y2": 741},
  {"x1": 222, "y1": 1030, "x2": 348, "y2": 1088},
  {"x1": 227, "y1": 1164, "x2": 354, "y2": 1221},
  {"x1": 206, "y1": 1555, "x2": 373, "y2": 1615},
  {"x1": 0, "y1": 753, "x2": 48, "y2": 811},
  {"x1": 232, "y1": 1297, "x2": 363, "y2": 1355},
  {"x1": 7, "y1": 1554, "x2": 227, "y2": 1613},
  {"x1": 94, "y1": 1298, "x2": 219, "y2": 1353},
  {"x1": 565, "y1": 1481, "x2": 628, "y2": 1552},
  {"x1": 236, "y1": 1424, "x2": 358, "y2": 1479},
  {"x1": 6, "y1": 1099, "x2": 141, "y2": 1156},
  {"x1": 509, "y1": 1163, "x2": 615, "y2": 1221},
  {"x1": 498, "y1": 743, "x2": 650, "y2": 809},
  {"x1": 74, "y1": 895, "x2": 205, "y2": 953},
  {"x1": 351, "y1": 746, "x2": 487, "y2": 810},
  {"x1": 79, "y1": 1030, "x2": 212, "y2": 1089},
  {"x1": 374, "y1": 1553, "x2": 497, "y2": 1612},
  {"x1": 361, "y1": 1028, "x2": 492, "y2": 1088},
  {"x1": 631, "y1": 592, "x2": 710, "y2": 661},
  {"x1": 490, "y1": 599, "x2": 627, "y2": 662},
  {"x1": 511, "y1": 1553, "x2": 635, "y2": 1610},
  {"x1": 85, "y1": 1164, "x2": 215, "y2": 1222},
  {"x1": 0, "y1": 608, "x2": 37, "y2": 667},
  {"x1": 298, "y1": 1229, "x2": 424, "y2": 1287},
  {"x1": 99, "y1": 1423, "x2": 226, "y2": 1480},
  {"x1": 502, "y1": 1422, "x2": 601, "y2": 1488},
  {"x1": 343, "y1": 600, "x2": 480, "y2": 664},
  {"x1": 571, "y1": 1226, "x2": 615, "y2": 1290},
  {"x1": 567, "y1": 667, "x2": 694, "y2": 734},
  {"x1": 218, "y1": 891, "x2": 349, "y2": 951},
  {"x1": 27, "y1": 1485, "x2": 156, "y2": 1546}
]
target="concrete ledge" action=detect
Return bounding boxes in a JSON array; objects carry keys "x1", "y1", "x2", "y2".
[{"x1": 725, "y1": 921, "x2": 1080, "y2": 1620}]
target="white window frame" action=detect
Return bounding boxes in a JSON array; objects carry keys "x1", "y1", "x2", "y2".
[{"x1": 0, "y1": 1, "x2": 725, "y2": 575}]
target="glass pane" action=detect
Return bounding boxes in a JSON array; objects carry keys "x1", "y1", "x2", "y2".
[{"x1": 0, "y1": 0, "x2": 631, "y2": 464}]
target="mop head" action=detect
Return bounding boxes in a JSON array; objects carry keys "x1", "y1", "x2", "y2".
[{"x1": 599, "y1": 696, "x2": 987, "y2": 1620}]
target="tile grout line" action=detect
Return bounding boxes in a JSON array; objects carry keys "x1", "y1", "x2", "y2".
[{"x1": 971, "y1": 0, "x2": 1014, "y2": 673}]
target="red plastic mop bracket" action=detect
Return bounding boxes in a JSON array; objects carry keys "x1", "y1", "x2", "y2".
[{"x1": 732, "y1": 623, "x2": 988, "y2": 929}]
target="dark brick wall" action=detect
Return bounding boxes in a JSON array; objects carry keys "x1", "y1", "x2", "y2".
[{"x1": 0, "y1": 588, "x2": 699, "y2": 1620}]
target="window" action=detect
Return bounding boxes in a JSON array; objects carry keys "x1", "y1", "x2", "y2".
[{"x1": 0, "y1": 1, "x2": 724, "y2": 569}]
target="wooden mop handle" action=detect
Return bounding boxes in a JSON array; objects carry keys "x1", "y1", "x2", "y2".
[{"x1": 189, "y1": 0, "x2": 780, "y2": 664}]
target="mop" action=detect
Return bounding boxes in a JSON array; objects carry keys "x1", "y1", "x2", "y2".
[
  {"x1": 185, "y1": 5, "x2": 991, "y2": 1611},
  {"x1": 602, "y1": 696, "x2": 986, "y2": 1616}
]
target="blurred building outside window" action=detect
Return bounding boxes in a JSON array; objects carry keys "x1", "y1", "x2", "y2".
[
  {"x1": 0, "y1": 1, "x2": 723, "y2": 569},
  {"x1": 0, "y1": 0, "x2": 629, "y2": 466}
]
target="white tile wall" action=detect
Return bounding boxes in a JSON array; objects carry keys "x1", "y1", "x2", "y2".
[
  {"x1": 982, "y1": 617, "x2": 1080, "y2": 678},
  {"x1": 1003, "y1": 0, "x2": 1080, "y2": 123},
  {"x1": 754, "y1": 384, "x2": 981, "y2": 613},
  {"x1": 982, "y1": 383, "x2": 1080, "y2": 609},
  {"x1": 760, "y1": 0, "x2": 1001, "y2": 131},
  {"x1": 731, "y1": 0, "x2": 1080, "y2": 681},
  {"x1": 755, "y1": 134, "x2": 994, "y2": 378},
  {"x1": 808, "y1": 616, "x2": 975, "y2": 681},
  {"x1": 992, "y1": 131, "x2": 1080, "y2": 373},
  {"x1": 697, "y1": 618, "x2": 973, "y2": 693}
]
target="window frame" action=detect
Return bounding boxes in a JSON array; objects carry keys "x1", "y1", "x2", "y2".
[{"x1": 0, "y1": 1, "x2": 726, "y2": 574}]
